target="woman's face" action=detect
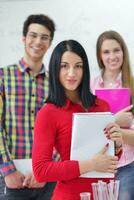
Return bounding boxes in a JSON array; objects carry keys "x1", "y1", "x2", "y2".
[
  {"x1": 100, "y1": 39, "x2": 123, "y2": 73},
  {"x1": 59, "y1": 51, "x2": 83, "y2": 93}
]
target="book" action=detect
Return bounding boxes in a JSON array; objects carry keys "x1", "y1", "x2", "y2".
[
  {"x1": 95, "y1": 88, "x2": 130, "y2": 113},
  {"x1": 70, "y1": 112, "x2": 114, "y2": 178}
]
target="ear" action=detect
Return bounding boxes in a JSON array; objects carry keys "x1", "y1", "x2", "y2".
[
  {"x1": 22, "y1": 36, "x2": 26, "y2": 43},
  {"x1": 48, "y1": 40, "x2": 52, "y2": 48}
]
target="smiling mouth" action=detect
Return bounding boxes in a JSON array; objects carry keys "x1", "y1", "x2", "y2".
[
  {"x1": 32, "y1": 47, "x2": 42, "y2": 51},
  {"x1": 109, "y1": 62, "x2": 119, "y2": 66}
]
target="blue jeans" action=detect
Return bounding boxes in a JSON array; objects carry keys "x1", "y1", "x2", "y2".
[
  {"x1": 0, "y1": 176, "x2": 56, "y2": 200},
  {"x1": 116, "y1": 161, "x2": 134, "y2": 200}
]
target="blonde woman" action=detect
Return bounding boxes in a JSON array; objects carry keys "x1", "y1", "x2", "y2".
[{"x1": 91, "y1": 30, "x2": 134, "y2": 200}]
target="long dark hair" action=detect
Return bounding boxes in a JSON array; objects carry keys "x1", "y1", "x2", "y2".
[{"x1": 46, "y1": 40, "x2": 96, "y2": 108}]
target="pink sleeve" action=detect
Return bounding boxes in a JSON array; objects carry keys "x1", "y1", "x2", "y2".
[
  {"x1": 90, "y1": 75, "x2": 103, "y2": 95},
  {"x1": 32, "y1": 106, "x2": 80, "y2": 182},
  {"x1": 90, "y1": 77, "x2": 98, "y2": 94}
]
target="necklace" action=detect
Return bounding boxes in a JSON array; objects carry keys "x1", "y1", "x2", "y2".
[{"x1": 104, "y1": 81, "x2": 116, "y2": 88}]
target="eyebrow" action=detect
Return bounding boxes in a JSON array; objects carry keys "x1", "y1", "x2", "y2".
[
  {"x1": 61, "y1": 61, "x2": 83, "y2": 65},
  {"x1": 61, "y1": 61, "x2": 83, "y2": 64},
  {"x1": 102, "y1": 46, "x2": 122, "y2": 50}
]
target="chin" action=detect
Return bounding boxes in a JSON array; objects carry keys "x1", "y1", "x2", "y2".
[{"x1": 67, "y1": 87, "x2": 78, "y2": 91}]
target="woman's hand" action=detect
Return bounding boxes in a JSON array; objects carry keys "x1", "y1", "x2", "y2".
[
  {"x1": 104, "y1": 122, "x2": 123, "y2": 143},
  {"x1": 104, "y1": 123, "x2": 123, "y2": 156},
  {"x1": 91, "y1": 144, "x2": 118, "y2": 173},
  {"x1": 79, "y1": 144, "x2": 118, "y2": 175},
  {"x1": 115, "y1": 105, "x2": 133, "y2": 127}
]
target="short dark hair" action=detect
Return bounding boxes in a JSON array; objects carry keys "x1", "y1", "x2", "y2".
[
  {"x1": 46, "y1": 40, "x2": 96, "y2": 108},
  {"x1": 23, "y1": 14, "x2": 55, "y2": 40}
]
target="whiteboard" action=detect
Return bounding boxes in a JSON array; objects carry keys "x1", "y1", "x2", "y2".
[{"x1": 0, "y1": 0, "x2": 134, "y2": 77}]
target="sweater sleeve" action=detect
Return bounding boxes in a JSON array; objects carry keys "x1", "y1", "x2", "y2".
[{"x1": 32, "y1": 105, "x2": 80, "y2": 183}]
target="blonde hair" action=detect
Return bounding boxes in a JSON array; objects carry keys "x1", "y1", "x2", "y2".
[{"x1": 96, "y1": 30, "x2": 134, "y2": 104}]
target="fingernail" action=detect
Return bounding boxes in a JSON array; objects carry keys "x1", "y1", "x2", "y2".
[
  {"x1": 106, "y1": 135, "x2": 110, "y2": 139},
  {"x1": 104, "y1": 130, "x2": 108, "y2": 134},
  {"x1": 105, "y1": 143, "x2": 109, "y2": 147}
]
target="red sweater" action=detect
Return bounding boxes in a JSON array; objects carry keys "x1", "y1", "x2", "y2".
[{"x1": 32, "y1": 98, "x2": 111, "y2": 200}]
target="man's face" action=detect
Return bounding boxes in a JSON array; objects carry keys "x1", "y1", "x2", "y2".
[{"x1": 23, "y1": 23, "x2": 51, "y2": 62}]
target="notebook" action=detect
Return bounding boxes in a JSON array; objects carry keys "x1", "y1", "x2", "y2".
[
  {"x1": 95, "y1": 88, "x2": 130, "y2": 113},
  {"x1": 70, "y1": 112, "x2": 114, "y2": 178}
]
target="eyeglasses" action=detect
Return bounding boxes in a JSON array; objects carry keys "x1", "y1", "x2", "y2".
[{"x1": 27, "y1": 32, "x2": 51, "y2": 43}]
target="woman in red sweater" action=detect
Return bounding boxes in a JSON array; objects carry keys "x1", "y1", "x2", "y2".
[{"x1": 32, "y1": 40, "x2": 119, "y2": 200}]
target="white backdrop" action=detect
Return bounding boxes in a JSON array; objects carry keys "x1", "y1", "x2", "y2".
[{"x1": 0, "y1": 0, "x2": 134, "y2": 77}]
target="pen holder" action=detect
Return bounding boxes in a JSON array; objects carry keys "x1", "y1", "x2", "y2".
[
  {"x1": 91, "y1": 180, "x2": 120, "y2": 200},
  {"x1": 80, "y1": 192, "x2": 91, "y2": 200}
]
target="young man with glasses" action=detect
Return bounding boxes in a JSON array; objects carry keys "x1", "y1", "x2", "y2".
[{"x1": 0, "y1": 14, "x2": 57, "y2": 200}]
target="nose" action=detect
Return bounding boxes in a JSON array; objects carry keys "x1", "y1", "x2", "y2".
[
  {"x1": 35, "y1": 36, "x2": 42, "y2": 44},
  {"x1": 68, "y1": 67, "x2": 75, "y2": 76},
  {"x1": 109, "y1": 52, "x2": 116, "y2": 60}
]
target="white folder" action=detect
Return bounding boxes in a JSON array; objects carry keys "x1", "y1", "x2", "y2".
[
  {"x1": 70, "y1": 112, "x2": 115, "y2": 178},
  {"x1": 13, "y1": 159, "x2": 32, "y2": 175}
]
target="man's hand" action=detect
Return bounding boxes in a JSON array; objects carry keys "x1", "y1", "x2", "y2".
[
  {"x1": 23, "y1": 173, "x2": 46, "y2": 188},
  {"x1": 5, "y1": 171, "x2": 25, "y2": 189}
]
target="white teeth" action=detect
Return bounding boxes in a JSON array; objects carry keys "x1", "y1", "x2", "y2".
[
  {"x1": 33, "y1": 47, "x2": 41, "y2": 50},
  {"x1": 110, "y1": 62, "x2": 118, "y2": 65}
]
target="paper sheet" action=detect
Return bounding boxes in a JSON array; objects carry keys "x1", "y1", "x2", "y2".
[{"x1": 13, "y1": 159, "x2": 32, "y2": 175}]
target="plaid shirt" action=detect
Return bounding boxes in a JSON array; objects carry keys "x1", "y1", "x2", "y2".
[{"x1": 0, "y1": 58, "x2": 49, "y2": 176}]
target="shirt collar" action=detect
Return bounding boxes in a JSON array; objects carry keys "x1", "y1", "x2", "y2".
[
  {"x1": 18, "y1": 58, "x2": 46, "y2": 75},
  {"x1": 98, "y1": 72, "x2": 122, "y2": 88},
  {"x1": 63, "y1": 98, "x2": 98, "y2": 111}
]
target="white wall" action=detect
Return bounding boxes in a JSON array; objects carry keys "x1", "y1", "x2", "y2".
[{"x1": 0, "y1": 0, "x2": 134, "y2": 77}]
